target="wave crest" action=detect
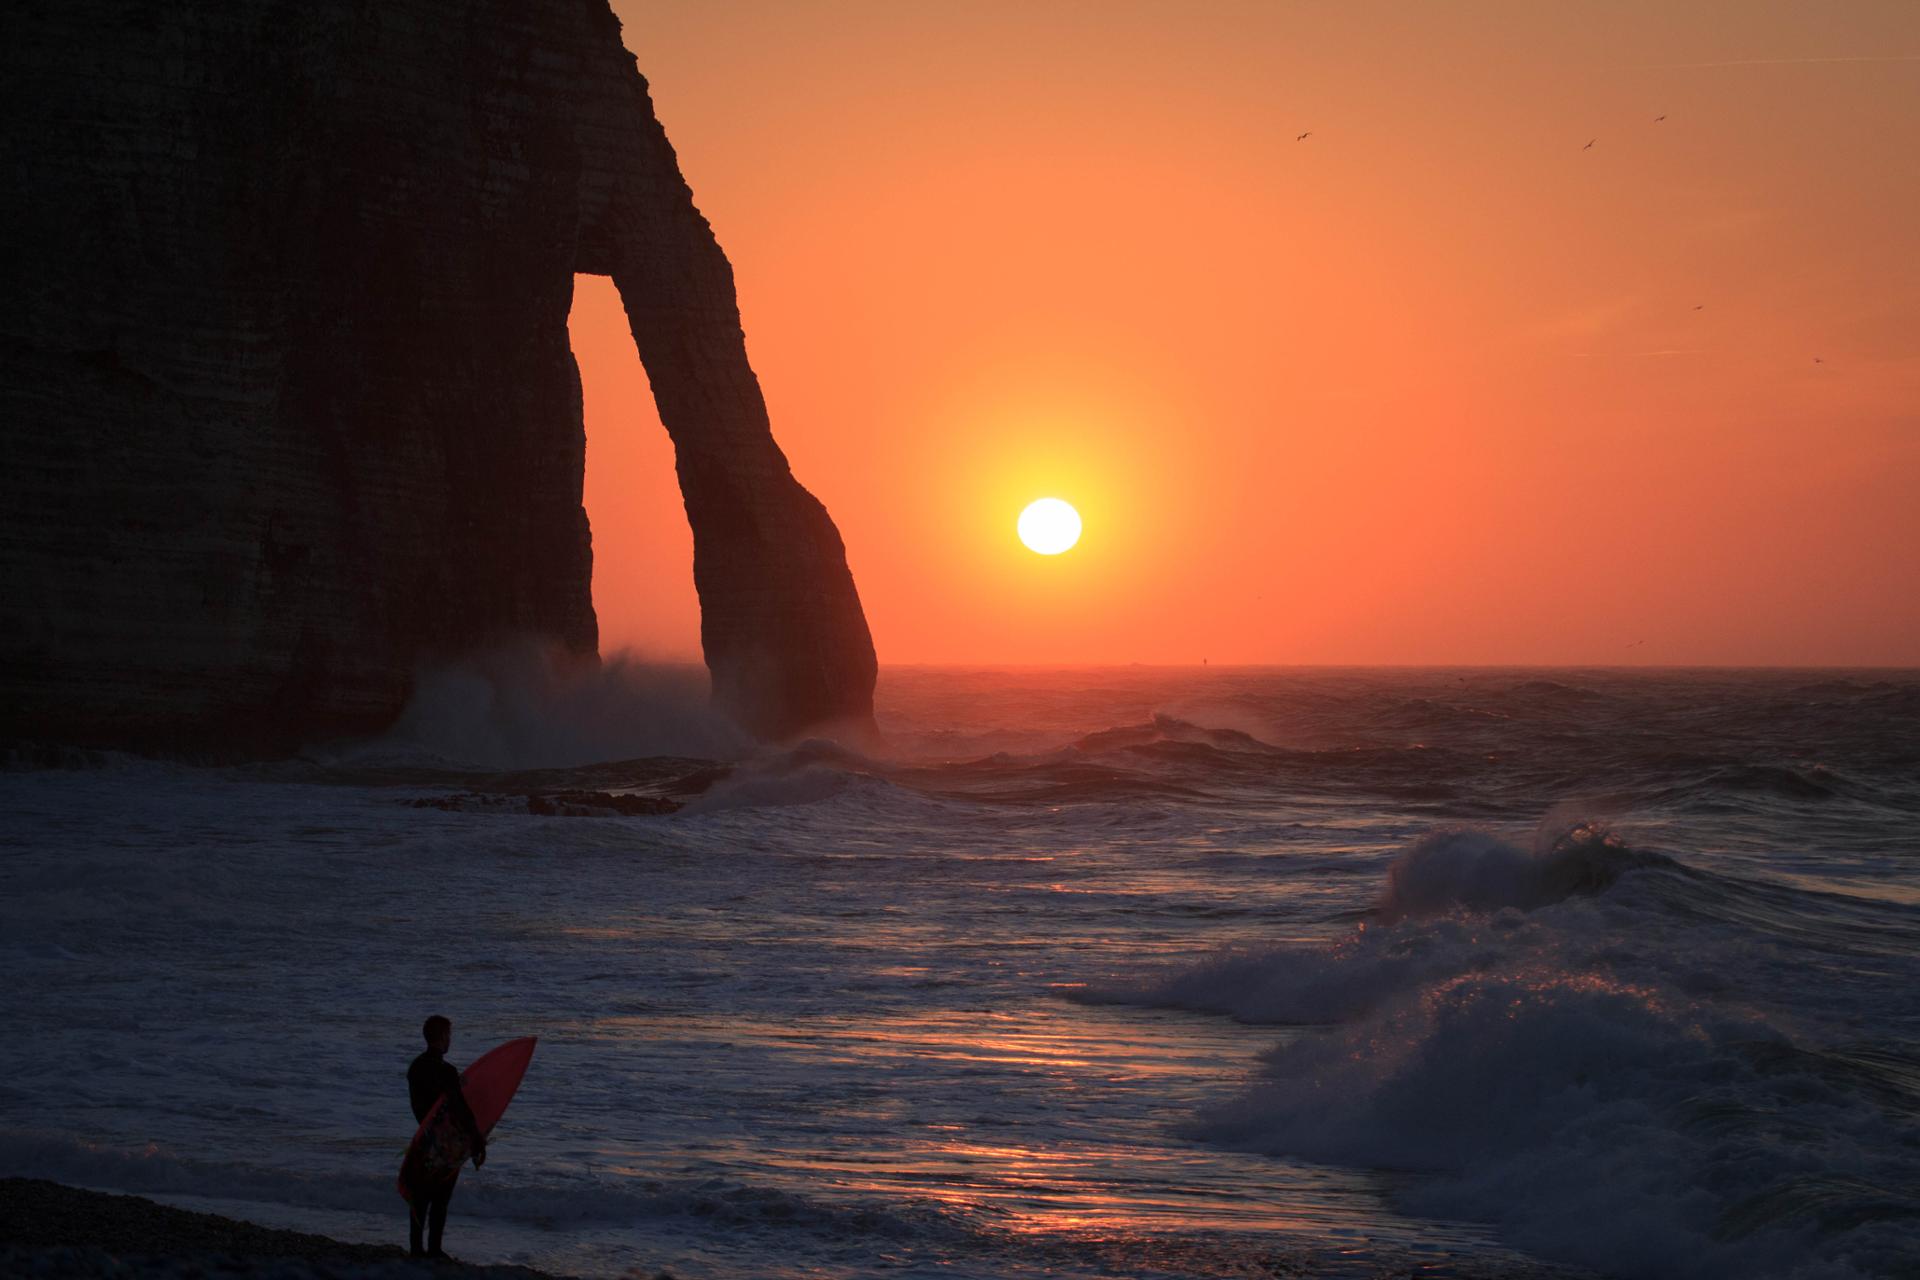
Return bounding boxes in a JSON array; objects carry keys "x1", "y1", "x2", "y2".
[{"x1": 1379, "y1": 821, "x2": 1670, "y2": 922}]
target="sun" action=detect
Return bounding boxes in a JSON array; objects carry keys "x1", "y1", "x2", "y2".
[{"x1": 1017, "y1": 497, "x2": 1082, "y2": 555}]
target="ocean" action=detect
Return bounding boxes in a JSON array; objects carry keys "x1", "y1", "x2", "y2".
[{"x1": 4, "y1": 665, "x2": 1918, "y2": 1279}]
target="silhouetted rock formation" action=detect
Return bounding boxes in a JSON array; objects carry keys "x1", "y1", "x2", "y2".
[{"x1": 0, "y1": 0, "x2": 875, "y2": 753}]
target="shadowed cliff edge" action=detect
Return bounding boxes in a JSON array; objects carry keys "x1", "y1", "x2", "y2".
[{"x1": 0, "y1": 0, "x2": 876, "y2": 754}]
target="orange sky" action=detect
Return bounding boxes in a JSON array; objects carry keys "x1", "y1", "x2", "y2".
[{"x1": 574, "y1": 0, "x2": 1920, "y2": 666}]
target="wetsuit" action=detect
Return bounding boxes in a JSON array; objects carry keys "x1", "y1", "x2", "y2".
[{"x1": 406, "y1": 1050, "x2": 482, "y2": 1256}]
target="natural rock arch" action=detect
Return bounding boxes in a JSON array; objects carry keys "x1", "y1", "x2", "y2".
[{"x1": 0, "y1": 0, "x2": 876, "y2": 752}]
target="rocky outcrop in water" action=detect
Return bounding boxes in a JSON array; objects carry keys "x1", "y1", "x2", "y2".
[{"x1": 0, "y1": 0, "x2": 875, "y2": 753}]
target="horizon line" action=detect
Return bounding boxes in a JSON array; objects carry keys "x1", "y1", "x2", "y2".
[
  {"x1": 869, "y1": 661, "x2": 1919, "y2": 671},
  {"x1": 601, "y1": 653, "x2": 1919, "y2": 673}
]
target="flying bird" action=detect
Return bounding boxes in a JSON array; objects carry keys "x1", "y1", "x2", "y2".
[
  {"x1": 1654, "y1": 114, "x2": 1667, "y2": 123},
  {"x1": 1814, "y1": 357, "x2": 1826, "y2": 365},
  {"x1": 1693, "y1": 304, "x2": 1704, "y2": 310},
  {"x1": 1582, "y1": 138, "x2": 1596, "y2": 150},
  {"x1": 1296, "y1": 131, "x2": 1312, "y2": 142}
]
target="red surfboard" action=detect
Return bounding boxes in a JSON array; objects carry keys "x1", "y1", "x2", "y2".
[{"x1": 398, "y1": 1036, "x2": 536, "y2": 1203}]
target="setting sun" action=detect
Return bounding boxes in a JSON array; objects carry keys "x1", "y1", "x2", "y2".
[{"x1": 1017, "y1": 497, "x2": 1082, "y2": 555}]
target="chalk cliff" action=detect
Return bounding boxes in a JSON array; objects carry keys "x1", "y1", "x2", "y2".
[{"x1": 0, "y1": 0, "x2": 876, "y2": 752}]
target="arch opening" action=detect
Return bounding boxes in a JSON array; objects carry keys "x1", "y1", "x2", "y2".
[{"x1": 568, "y1": 273, "x2": 703, "y2": 664}]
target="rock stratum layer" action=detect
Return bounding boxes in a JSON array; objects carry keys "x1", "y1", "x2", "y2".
[{"x1": 0, "y1": 0, "x2": 876, "y2": 752}]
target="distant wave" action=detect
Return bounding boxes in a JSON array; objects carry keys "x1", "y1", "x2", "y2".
[
  {"x1": 868, "y1": 688, "x2": 1920, "y2": 820},
  {"x1": 677, "y1": 760, "x2": 857, "y2": 815},
  {"x1": 877, "y1": 714, "x2": 1481, "y2": 813},
  {"x1": 1672, "y1": 762, "x2": 1851, "y2": 802}
]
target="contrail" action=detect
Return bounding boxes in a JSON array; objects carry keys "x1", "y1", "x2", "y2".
[{"x1": 1643, "y1": 55, "x2": 1920, "y2": 69}]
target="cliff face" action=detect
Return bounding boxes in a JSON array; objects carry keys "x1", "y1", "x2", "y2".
[{"x1": 0, "y1": 0, "x2": 876, "y2": 751}]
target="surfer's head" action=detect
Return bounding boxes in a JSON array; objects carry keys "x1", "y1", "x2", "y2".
[{"x1": 422, "y1": 1014, "x2": 451, "y2": 1054}]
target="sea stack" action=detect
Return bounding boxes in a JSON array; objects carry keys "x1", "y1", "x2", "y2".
[{"x1": 0, "y1": 0, "x2": 877, "y2": 754}]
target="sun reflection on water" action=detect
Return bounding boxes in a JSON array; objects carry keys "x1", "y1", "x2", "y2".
[{"x1": 562, "y1": 999, "x2": 1511, "y2": 1253}]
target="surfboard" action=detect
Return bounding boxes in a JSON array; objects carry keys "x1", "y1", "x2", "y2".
[{"x1": 398, "y1": 1036, "x2": 536, "y2": 1203}]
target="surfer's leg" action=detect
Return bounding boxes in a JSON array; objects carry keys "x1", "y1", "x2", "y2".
[
  {"x1": 427, "y1": 1175, "x2": 455, "y2": 1255},
  {"x1": 407, "y1": 1198, "x2": 427, "y2": 1257}
]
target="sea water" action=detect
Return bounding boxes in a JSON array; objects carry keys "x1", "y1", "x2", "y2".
[{"x1": 3, "y1": 666, "x2": 1918, "y2": 1279}]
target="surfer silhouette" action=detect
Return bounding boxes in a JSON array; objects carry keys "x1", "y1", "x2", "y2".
[{"x1": 405, "y1": 1015, "x2": 486, "y2": 1259}]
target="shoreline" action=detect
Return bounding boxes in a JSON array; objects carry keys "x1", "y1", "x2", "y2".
[{"x1": 0, "y1": 1179, "x2": 588, "y2": 1278}]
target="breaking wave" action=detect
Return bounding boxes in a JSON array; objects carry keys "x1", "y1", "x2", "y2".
[
  {"x1": 1377, "y1": 821, "x2": 1673, "y2": 921},
  {"x1": 1087, "y1": 820, "x2": 1920, "y2": 1279}
]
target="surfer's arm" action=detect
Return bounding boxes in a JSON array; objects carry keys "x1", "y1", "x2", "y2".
[{"x1": 406, "y1": 1061, "x2": 436, "y2": 1123}]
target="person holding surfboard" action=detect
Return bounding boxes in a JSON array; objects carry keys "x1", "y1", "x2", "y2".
[
  {"x1": 403, "y1": 1015, "x2": 486, "y2": 1259},
  {"x1": 398, "y1": 1022, "x2": 537, "y2": 1262}
]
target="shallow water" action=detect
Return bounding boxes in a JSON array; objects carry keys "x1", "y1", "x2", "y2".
[{"x1": 4, "y1": 667, "x2": 1918, "y2": 1279}]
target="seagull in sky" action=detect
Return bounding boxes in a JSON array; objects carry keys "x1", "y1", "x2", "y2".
[
  {"x1": 1693, "y1": 304, "x2": 1705, "y2": 310},
  {"x1": 1582, "y1": 138, "x2": 1596, "y2": 150},
  {"x1": 1814, "y1": 357, "x2": 1826, "y2": 365},
  {"x1": 1654, "y1": 114, "x2": 1667, "y2": 122},
  {"x1": 1296, "y1": 131, "x2": 1312, "y2": 142}
]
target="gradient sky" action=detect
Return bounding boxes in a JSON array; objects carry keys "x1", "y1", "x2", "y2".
[{"x1": 574, "y1": 0, "x2": 1920, "y2": 665}]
